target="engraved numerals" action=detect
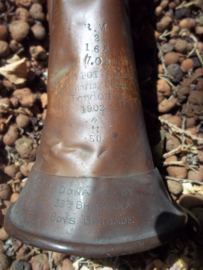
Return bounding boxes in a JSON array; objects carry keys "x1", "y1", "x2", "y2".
[
  {"x1": 94, "y1": 34, "x2": 100, "y2": 42},
  {"x1": 86, "y1": 23, "x2": 92, "y2": 31},
  {"x1": 89, "y1": 126, "x2": 102, "y2": 143},
  {"x1": 103, "y1": 46, "x2": 109, "y2": 53},
  {"x1": 105, "y1": 59, "x2": 110, "y2": 66},
  {"x1": 81, "y1": 23, "x2": 110, "y2": 143},
  {"x1": 89, "y1": 135, "x2": 101, "y2": 142},
  {"x1": 54, "y1": 199, "x2": 73, "y2": 208},
  {"x1": 81, "y1": 104, "x2": 106, "y2": 113},
  {"x1": 84, "y1": 54, "x2": 103, "y2": 69},
  {"x1": 89, "y1": 125, "x2": 101, "y2": 143},
  {"x1": 85, "y1": 44, "x2": 109, "y2": 53},
  {"x1": 84, "y1": 23, "x2": 110, "y2": 69},
  {"x1": 94, "y1": 45, "x2": 99, "y2": 53},
  {"x1": 84, "y1": 53, "x2": 110, "y2": 68}
]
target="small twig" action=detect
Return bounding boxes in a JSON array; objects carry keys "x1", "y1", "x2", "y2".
[
  {"x1": 48, "y1": 251, "x2": 54, "y2": 270},
  {"x1": 159, "y1": 30, "x2": 169, "y2": 41},
  {"x1": 163, "y1": 145, "x2": 182, "y2": 158},
  {"x1": 179, "y1": 29, "x2": 191, "y2": 38},
  {"x1": 123, "y1": 260, "x2": 134, "y2": 270},
  {"x1": 4, "y1": 145, "x2": 25, "y2": 166},
  {"x1": 158, "y1": 74, "x2": 174, "y2": 79},
  {"x1": 196, "y1": 121, "x2": 203, "y2": 133},
  {"x1": 5, "y1": 145, "x2": 13, "y2": 165},
  {"x1": 175, "y1": 0, "x2": 186, "y2": 9},
  {"x1": 164, "y1": 161, "x2": 185, "y2": 166},
  {"x1": 163, "y1": 161, "x2": 198, "y2": 172},
  {"x1": 192, "y1": 35, "x2": 203, "y2": 66},
  {"x1": 187, "y1": 35, "x2": 203, "y2": 66},
  {"x1": 5, "y1": 114, "x2": 13, "y2": 124},
  {"x1": 187, "y1": 164, "x2": 199, "y2": 173},
  {"x1": 185, "y1": 73, "x2": 202, "y2": 85},
  {"x1": 0, "y1": 104, "x2": 33, "y2": 116},
  {"x1": 162, "y1": 30, "x2": 173, "y2": 37},
  {"x1": 181, "y1": 116, "x2": 186, "y2": 145},
  {"x1": 158, "y1": 74, "x2": 176, "y2": 86},
  {"x1": 16, "y1": 47, "x2": 24, "y2": 55},
  {"x1": 187, "y1": 42, "x2": 197, "y2": 59},
  {"x1": 196, "y1": 48, "x2": 203, "y2": 66},
  {"x1": 18, "y1": 126, "x2": 24, "y2": 135},
  {"x1": 7, "y1": 180, "x2": 16, "y2": 193},
  {"x1": 26, "y1": 131, "x2": 42, "y2": 140},
  {"x1": 157, "y1": 43, "x2": 168, "y2": 75},
  {"x1": 0, "y1": 3, "x2": 14, "y2": 18},
  {"x1": 166, "y1": 176, "x2": 203, "y2": 185},
  {"x1": 176, "y1": 0, "x2": 198, "y2": 10},
  {"x1": 23, "y1": 247, "x2": 40, "y2": 261},
  {"x1": 158, "y1": 74, "x2": 179, "y2": 96},
  {"x1": 159, "y1": 117, "x2": 203, "y2": 145}
]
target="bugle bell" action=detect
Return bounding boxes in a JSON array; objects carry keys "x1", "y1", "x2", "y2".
[{"x1": 5, "y1": 0, "x2": 187, "y2": 258}]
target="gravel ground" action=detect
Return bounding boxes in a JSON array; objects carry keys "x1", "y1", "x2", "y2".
[{"x1": 1, "y1": 0, "x2": 203, "y2": 269}]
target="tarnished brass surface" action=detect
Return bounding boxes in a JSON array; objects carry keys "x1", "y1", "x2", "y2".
[{"x1": 5, "y1": 0, "x2": 187, "y2": 257}]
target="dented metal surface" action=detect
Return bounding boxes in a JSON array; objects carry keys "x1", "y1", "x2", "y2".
[{"x1": 5, "y1": 0, "x2": 187, "y2": 257}]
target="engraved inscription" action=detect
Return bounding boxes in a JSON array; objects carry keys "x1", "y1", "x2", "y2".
[
  {"x1": 80, "y1": 71, "x2": 133, "y2": 80},
  {"x1": 71, "y1": 92, "x2": 112, "y2": 103},
  {"x1": 100, "y1": 23, "x2": 107, "y2": 31},
  {"x1": 89, "y1": 135, "x2": 101, "y2": 143},
  {"x1": 50, "y1": 185, "x2": 135, "y2": 226},
  {"x1": 92, "y1": 117, "x2": 98, "y2": 123},
  {"x1": 81, "y1": 71, "x2": 99, "y2": 79},
  {"x1": 84, "y1": 23, "x2": 109, "y2": 69},
  {"x1": 85, "y1": 43, "x2": 89, "y2": 51},
  {"x1": 53, "y1": 200, "x2": 134, "y2": 211},
  {"x1": 47, "y1": 17, "x2": 139, "y2": 227},
  {"x1": 54, "y1": 199, "x2": 73, "y2": 208},
  {"x1": 81, "y1": 105, "x2": 106, "y2": 113},
  {"x1": 86, "y1": 23, "x2": 92, "y2": 31},
  {"x1": 84, "y1": 54, "x2": 103, "y2": 68},
  {"x1": 50, "y1": 212, "x2": 75, "y2": 224},
  {"x1": 76, "y1": 201, "x2": 134, "y2": 211},
  {"x1": 58, "y1": 186, "x2": 133, "y2": 196},
  {"x1": 76, "y1": 202, "x2": 107, "y2": 210},
  {"x1": 84, "y1": 216, "x2": 134, "y2": 226},
  {"x1": 58, "y1": 80, "x2": 128, "y2": 95},
  {"x1": 94, "y1": 34, "x2": 100, "y2": 42},
  {"x1": 85, "y1": 44, "x2": 109, "y2": 54},
  {"x1": 85, "y1": 23, "x2": 107, "y2": 32}
]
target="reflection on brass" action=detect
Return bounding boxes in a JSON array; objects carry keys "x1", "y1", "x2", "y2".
[{"x1": 5, "y1": 0, "x2": 187, "y2": 258}]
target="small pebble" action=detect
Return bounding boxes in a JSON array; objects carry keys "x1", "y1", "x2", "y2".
[
  {"x1": 179, "y1": 194, "x2": 203, "y2": 209},
  {"x1": 161, "y1": 43, "x2": 174, "y2": 54},
  {"x1": 10, "y1": 260, "x2": 31, "y2": 270},
  {"x1": 181, "y1": 58, "x2": 194, "y2": 72},
  {"x1": 167, "y1": 180, "x2": 183, "y2": 195},
  {"x1": 167, "y1": 64, "x2": 183, "y2": 83}
]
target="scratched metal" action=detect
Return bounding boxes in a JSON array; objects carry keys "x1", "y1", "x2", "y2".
[{"x1": 4, "y1": 0, "x2": 187, "y2": 257}]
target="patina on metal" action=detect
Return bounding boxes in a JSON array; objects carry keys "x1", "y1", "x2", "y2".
[{"x1": 5, "y1": 0, "x2": 187, "y2": 257}]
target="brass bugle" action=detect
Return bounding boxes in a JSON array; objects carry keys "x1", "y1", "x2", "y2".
[{"x1": 5, "y1": 0, "x2": 187, "y2": 258}]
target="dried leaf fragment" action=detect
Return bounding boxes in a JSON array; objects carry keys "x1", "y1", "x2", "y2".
[
  {"x1": 6, "y1": 54, "x2": 21, "y2": 64},
  {"x1": 0, "y1": 57, "x2": 27, "y2": 85}
]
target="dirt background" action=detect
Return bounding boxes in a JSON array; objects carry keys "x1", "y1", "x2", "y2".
[{"x1": 1, "y1": 0, "x2": 203, "y2": 269}]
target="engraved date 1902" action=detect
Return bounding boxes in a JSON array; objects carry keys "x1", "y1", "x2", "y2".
[{"x1": 81, "y1": 104, "x2": 106, "y2": 113}]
